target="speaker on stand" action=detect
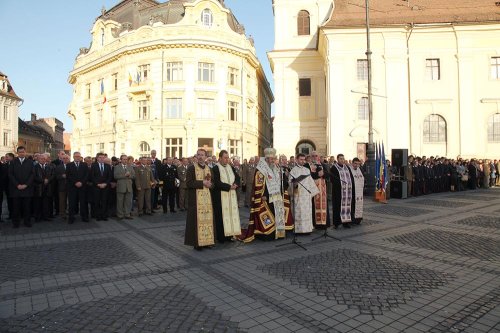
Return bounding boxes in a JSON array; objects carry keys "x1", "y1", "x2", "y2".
[{"x1": 390, "y1": 149, "x2": 408, "y2": 199}]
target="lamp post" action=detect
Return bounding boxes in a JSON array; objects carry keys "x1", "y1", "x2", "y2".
[{"x1": 364, "y1": 0, "x2": 376, "y2": 195}]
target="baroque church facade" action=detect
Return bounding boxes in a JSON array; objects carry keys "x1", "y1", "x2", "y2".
[
  {"x1": 68, "y1": 0, "x2": 273, "y2": 160},
  {"x1": 270, "y1": 0, "x2": 500, "y2": 159}
]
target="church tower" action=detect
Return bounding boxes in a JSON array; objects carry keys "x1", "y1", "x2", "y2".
[{"x1": 269, "y1": 0, "x2": 333, "y2": 157}]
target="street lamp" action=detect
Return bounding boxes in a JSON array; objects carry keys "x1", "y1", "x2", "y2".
[{"x1": 364, "y1": 0, "x2": 376, "y2": 195}]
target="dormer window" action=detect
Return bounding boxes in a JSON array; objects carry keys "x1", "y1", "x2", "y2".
[
  {"x1": 201, "y1": 9, "x2": 213, "y2": 27},
  {"x1": 101, "y1": 28, "x2": 105, "y2": 46},
  {"x1": 297, "y1": 10, "x2": 310, "y2": 36}
]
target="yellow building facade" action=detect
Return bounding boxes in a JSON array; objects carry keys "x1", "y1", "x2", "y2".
[
  {"x1": 68, "y1": 0, "x2": 273, "y2": 160},
  {"x1": 0, "y1": 71, "x2": 22, "y2": 156},
  {"x1": 270, "y1": 0, "x2": 500, "y2": 159}
]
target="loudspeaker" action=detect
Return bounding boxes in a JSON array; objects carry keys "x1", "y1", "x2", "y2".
[
  {"x1": 391, "y1": 149, "x2": 408, "y2": 167},
  {"x1": 390, "y1": 180, "x2": 407, "y2": 199}
]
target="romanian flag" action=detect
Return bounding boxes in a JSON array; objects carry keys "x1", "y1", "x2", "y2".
[
  {"x1": 100, "y1": 80, "x2": 106, "y2": 103},
  {"x1": 128, "y1": 72, "x2": 132, "y2": 86}
]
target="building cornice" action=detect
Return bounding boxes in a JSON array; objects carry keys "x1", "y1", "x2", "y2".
[{"x1": 69, "y1": 42, "x2": 259, "y2": 84}]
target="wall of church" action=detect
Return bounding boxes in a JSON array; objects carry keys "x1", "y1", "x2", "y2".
[{"x1": 318, "y1": 23, "x2": 500, "y2": 160}]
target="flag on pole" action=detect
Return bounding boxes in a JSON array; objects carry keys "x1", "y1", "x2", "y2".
[
  {"x1": 100, "y1": 79, "x2": 106, "y2": 103},
  {"x1": 375, "y1": 141, "x2": 380, "y2": 191},
  {"x1": 136, "y1": 71, "x2": 141, "y2": 84},
  {"x1": 128, "y1": 72, "x2": 132, "y2": 86},
  {"x1": 382, "y1": 141, "x2": 388, "y2": 191}
]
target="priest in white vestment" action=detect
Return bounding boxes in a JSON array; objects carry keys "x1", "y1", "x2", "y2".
[
  {"x1": 289, "y1": 153, "x2": 320, "y2": 234},
  {"x1": 348, "y1": 157, "x2": 364, "y2": 224},
  {"x1": 212, "y1": 150, "x2": 241, "y2": 242}
]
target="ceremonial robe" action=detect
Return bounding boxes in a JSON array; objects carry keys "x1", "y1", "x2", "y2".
[
  {"x1": 184, "y1": 164, "x2": 215, "y2": 247},
  {"x1": 330, "y1": 163, "x2": 354, "y2": 227},
  {"x1": 240, "y1": 160, "x2": 293, "y2": 242},
  {"x1": 290, "y1": 165, "x2": 319, "y2": 234},
  {"x1": 212, "y1": 163, "x2": 241, "y2": 242},
  {"x1": 306, "y1": 162, "x2": 330, "y2": 228},
  {"x1": 348, "y1": 166, "x2": 364, "y2": 224}
]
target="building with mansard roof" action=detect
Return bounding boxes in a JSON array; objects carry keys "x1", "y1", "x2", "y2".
[
  {"x1": 269, "y1": 0, "x2": 500, "y2": 159},
  {"x1": 0, "y1": 71, "x2": 23, "y2": 156},
  {"x1": 68, "y1": 0, "x2": 273, "y2": 159}
]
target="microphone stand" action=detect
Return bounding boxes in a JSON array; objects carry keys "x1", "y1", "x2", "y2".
[
  {"x1": 276, "y1": 169, "x2": 310, "y2": 251},
  {"x1": 311, "y1": 165, "x2": 341, "y2": 242}
]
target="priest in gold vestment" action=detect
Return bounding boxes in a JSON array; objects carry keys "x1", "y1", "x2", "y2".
[
  {"x1": 240, "y1": 148, "x2": 293, "y2": 242},
  {"x1": 184, "y1": 149, "x2": 215, "y2": 250}
]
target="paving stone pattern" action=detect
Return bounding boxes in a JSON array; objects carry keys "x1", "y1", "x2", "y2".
[
  {"x1": 0, "y1": 219, "x2": 99, "y2": 236},
  {"x1": 365, "y1": 204, "x2": 433, "y2": 217},
  {"x1": 385, "y1": 229, "x2": 500, "y2": 260},
  {"x1": 1, "y1": 188, "x2": 499, "y2": 332},
  {"x1": 411, "y1": 199, "x2": 473, "y2": 208},
  {"x1": 0, "y1": 238, "x2": 140, "y2": 283},
  {"x1": 0, "y1": 286, "x2": 242, "y2": 333},
  {"x1": 453, "y1": 215, "x2": 500, "y2": 229},
  {"x1": 429, "y1": 287, "x2": 500, "y2": 333},
  {"x1": 259, "y1": 249, "x2": 452, "y2": 316}
]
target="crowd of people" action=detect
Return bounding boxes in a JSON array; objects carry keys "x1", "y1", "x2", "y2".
[
  {"x1": 399, "y1": 155, "x2": 499, "y2": 197},
  {"x1": 1, "y1": 146, "x2": 498, "y2": 251}
]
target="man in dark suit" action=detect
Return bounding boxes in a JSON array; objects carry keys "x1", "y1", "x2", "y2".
[
  {"x1": 8, "y1": 146, "x2": 34, "y2": 228},
  {"x1": 161, "y1": 157, "x2": 178, "y2": 213},
  {"x1": 150, "y1": 150, "x2": 162, "y2": 209},
  {"x1": 3, "y1": 153, "x2": 15, "y2": 219},
  {"x1": 0, "y1": 157, "x2": 7, "y2": 222},
  {"x1": 51, "y1": 150, "x2": 66, "y2": 216},
  {"x1": 66, "y1": 151, "x2": 89, "y2": 223},
  {"x1": 33, "y1": 153, "x2": 55, "y2": 222},
  {"x1": 90, "y1": 152, "x2": 112, "y2": 221},
  {"x1": 55, "y1": 154, "x2": 70, "y2": 218}
]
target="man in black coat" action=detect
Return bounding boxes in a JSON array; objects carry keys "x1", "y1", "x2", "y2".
[
  {"x1": 51, "y1": 150, "x2": 66, "y2": 216},
  {"x1": 66, "y1": 151, "x2": 89, "y2": 223},
  {"x1": 33, "y1": 153, "x2": 55, "y2": 222},
  {"x1": 150, "y1": 150, "x2": 162, "y2": 209},
  {"x1": 8, "y1": 146, "x2": 34, "y2": 228},
  {"x1": 161, "y1": 157, "x2": 178, "y2": 213},
  {"x1": 0, "y1": 158, "x2": 7, "y2": 222},
  {"x1": 3, "y1": 153, "x2": 15, "y2": 220},
  {"x1": 54, "y1": 154, "x2": 70, "y2": 218},
  {"x1": 89, "y1": 152, "x2": 112, "y2": 221}
]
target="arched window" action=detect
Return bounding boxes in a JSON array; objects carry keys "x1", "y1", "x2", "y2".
[
  {"x1": 423, "y1": 114, "x2": 446, "y2": 143},
  {"x1": 358, "y1": 97, "x2": 368, "y2": 120},
  {"x1": 139, "y1": 141, "x2": 150, "y2": 157},
  {"x1": 100, "y1": 28, "x2": 105, "y2": 46},
  {"x1": 487, "y1": 113, "x2": 500, "y2": 142},
  {"x1": 295, "y1": 140, "x2": 316, "y2": 156},
  {"x1": 297, "y1": 10, "x2": 310, "y2": 36},
  {"x1": 201, "y1": 9, "x2": 213, "y2": 27}
]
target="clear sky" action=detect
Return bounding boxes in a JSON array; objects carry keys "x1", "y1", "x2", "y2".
[{"x1": 0, "y1": 0, "x2": 275, "y2": 132}]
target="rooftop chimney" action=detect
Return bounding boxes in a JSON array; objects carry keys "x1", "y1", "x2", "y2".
[{"x1": 31, "y1": 113, "x2": 37, "y2": 122}]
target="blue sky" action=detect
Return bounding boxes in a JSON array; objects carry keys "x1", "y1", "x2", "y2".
[{"x1": 0, "y1": 0, "x2": 275, "y2": 132}]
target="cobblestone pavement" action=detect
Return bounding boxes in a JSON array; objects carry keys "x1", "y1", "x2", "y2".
[{"x1": 0, "y1": 188, "x2": 499, "y2": 332}]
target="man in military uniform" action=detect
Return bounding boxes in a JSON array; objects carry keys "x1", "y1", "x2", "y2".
[
  {"x1": 242, "y1": 157, "x2": 256, "y2": 208},
  {"x1": 135, "y1": 157, "x2": 154, "y2": 216},
  {"x1": 161, "y1": 157, "x2": 178, "y2": 213},
  {"x1": 177, "y1": 157, "x2": 189, "y2": 211}
]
